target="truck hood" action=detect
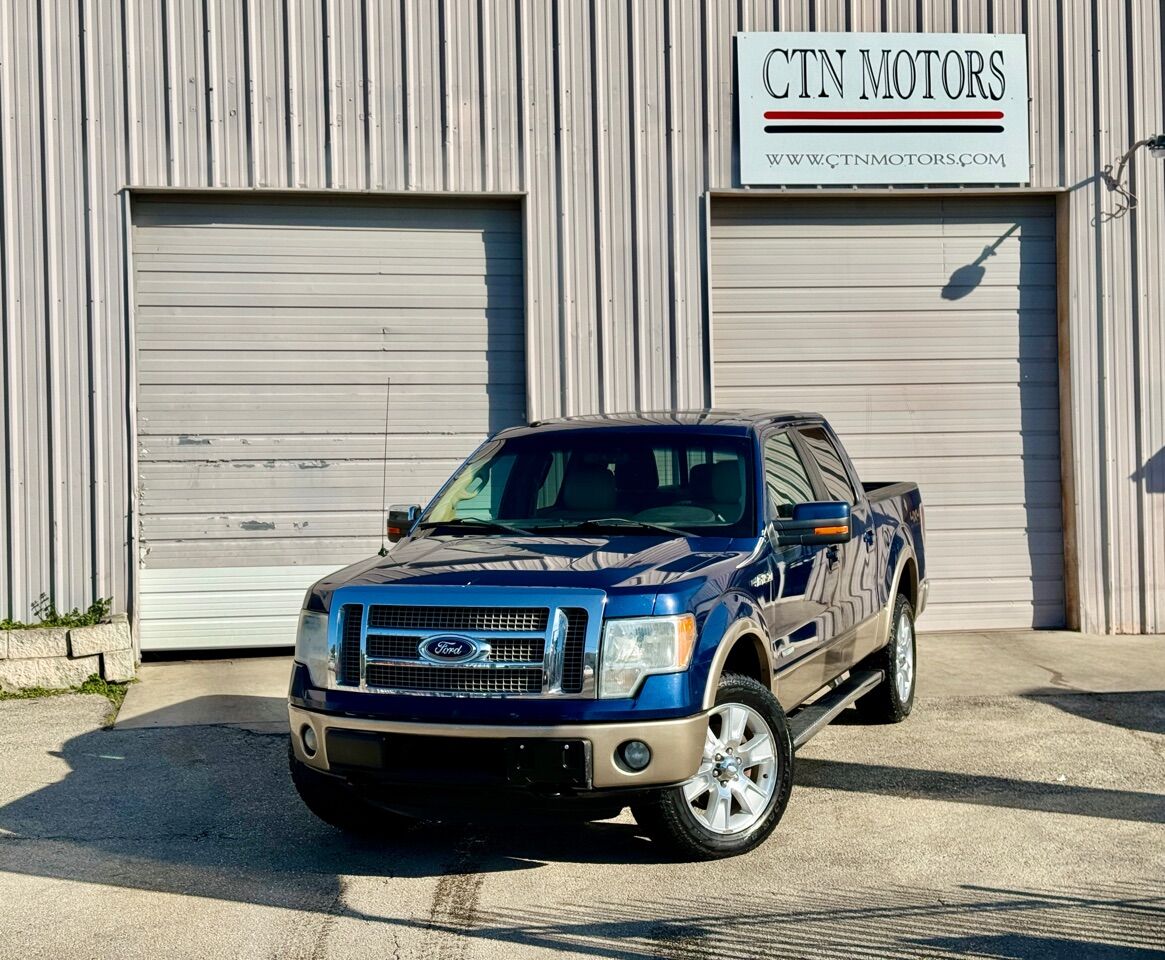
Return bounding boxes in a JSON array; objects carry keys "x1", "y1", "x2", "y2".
[{"x1": 314, "y1": 533, "x2": 758, "y2": 598}]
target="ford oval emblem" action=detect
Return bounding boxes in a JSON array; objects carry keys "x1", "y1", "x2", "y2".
[{"x1": 418, "y1": 634, "x2": 483, "y2": 663}]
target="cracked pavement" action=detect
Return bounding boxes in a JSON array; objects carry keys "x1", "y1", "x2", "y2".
[{"x1": 0, "y1": 634, "x2": 1163, "y2": 959}]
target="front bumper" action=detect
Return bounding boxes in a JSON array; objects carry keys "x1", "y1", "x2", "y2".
[{"x1": 288, "y1": 703, "x2": 708, "y2": 790}]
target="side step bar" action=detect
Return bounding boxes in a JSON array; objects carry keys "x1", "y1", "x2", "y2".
[{"x1": 788, "y1": 669, "x2": 884, "y2": 750}]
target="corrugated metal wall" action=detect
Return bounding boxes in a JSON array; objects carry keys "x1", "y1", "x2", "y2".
[{"x1": 0, "y1": 0, "x2": 1161, "y2": 633}]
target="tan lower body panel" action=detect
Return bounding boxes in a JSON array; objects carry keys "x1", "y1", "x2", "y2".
[
  {"x1": 288, "y1": 704, "x2": 709, "y2": 789},
  {"x1": 774, "y1": 613, "x2": 887, "y2": 709}
]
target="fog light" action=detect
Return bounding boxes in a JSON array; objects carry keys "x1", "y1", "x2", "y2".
[
  {"x1": 301, "y1": 724, "x2": 318, "y2": 757},
  {"x1": 618, "y1": 739, "x2": 651, "y2": 771}
]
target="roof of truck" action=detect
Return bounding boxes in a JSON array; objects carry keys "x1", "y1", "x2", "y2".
[{"x1": 497, "y1": 409, "x2": 822, "y2": 438}]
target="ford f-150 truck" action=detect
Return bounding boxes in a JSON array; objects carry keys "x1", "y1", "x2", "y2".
[{"x1": 289, "y1": 411, "x2": 926, "y2": 858}]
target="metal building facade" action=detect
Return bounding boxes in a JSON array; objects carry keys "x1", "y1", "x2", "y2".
[{"x1": 0, "y1": 0, "x2": 1161, "y2": 634}]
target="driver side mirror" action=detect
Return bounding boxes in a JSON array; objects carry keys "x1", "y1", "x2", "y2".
[
  {"x1": 771, "y1": 501, "x2": 851, "y2": 546},
  {"x1": 386, "y1": 504, "x2": 421, "y2": 543}
]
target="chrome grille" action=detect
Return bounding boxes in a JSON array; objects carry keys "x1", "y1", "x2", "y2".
[
  {"x1": 365, "y1": 634, "x2": 546, "y2": 663},
  {"x1": 367, "y1": 605, "x2": 548, "y2": 633},
  {"x1": 560, "y1": 608, "x2": 588, "y2": 693},
  {"x1": 330, "y1": 590, "x2": 603, "y2": 698},
  {"x1": 366, "y1": 664, "x2": 543, "y2": 694},
  {"x1": 366, "y1": 635, "x2": 422, "y2": 660},
  {"x1": 337, "y1": 605, "x2": 363, "y2": 686}
]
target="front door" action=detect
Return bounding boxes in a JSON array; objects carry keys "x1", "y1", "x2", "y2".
[{"x1": 759, "y1": 431, "x2": 838, "y2": 693}]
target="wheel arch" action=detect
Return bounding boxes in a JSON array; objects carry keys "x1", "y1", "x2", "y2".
[
  {"x1": 700, "y1": 620, "x2": 774, "y2": 711},
  {"x1": 896, "y1": 555, "x2": 919, "y2": 609}
]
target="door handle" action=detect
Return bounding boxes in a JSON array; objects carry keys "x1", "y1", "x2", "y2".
[{"x1": 863, "y1": 529, "x2": 875, "y2": 550}]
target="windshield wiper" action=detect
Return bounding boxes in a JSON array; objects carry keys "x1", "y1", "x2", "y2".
[
  {"x1": 536, "y1": 517, "x2": 684, "y2": 537},
  {"x1": 416, "y1": 518, "x2": 529, "y2": 535}
]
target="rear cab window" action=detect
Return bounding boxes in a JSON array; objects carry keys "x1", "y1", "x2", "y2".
[{"x1": 797, "y1": 426, "x2": 859, "y2": 505}]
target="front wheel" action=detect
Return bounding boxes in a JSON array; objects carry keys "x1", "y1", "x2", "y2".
[{"x1": 632, "y1": 674, "x2": 794, "y2": 860}]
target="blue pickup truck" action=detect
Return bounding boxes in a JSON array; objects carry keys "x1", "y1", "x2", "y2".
[{"x1": 289, "y1": 411, "x2": 926, "y2": 858}]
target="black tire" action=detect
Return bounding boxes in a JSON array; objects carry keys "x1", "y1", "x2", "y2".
[
  {"x1": 631, "y1": 674, "x2": 795, "y2": 860},
  {"x1": 288, "y1": 745, "x2": 410, "y2": 836},
  {"x1": 853, "y1": 593, "x2": 917, "y2": 723}
]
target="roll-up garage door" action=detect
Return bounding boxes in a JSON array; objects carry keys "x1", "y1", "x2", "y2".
[
  {"x1": 711, "y1": 197, "x2": 1064, "y2": 630},
  {"x1": 133, "y1": 197, "x2": 525, "y2": 650}
]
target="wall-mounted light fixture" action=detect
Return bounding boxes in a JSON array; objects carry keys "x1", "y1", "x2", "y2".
[{"x1": 1099, "y1": 134, "x2": 1165, "y2": 221}]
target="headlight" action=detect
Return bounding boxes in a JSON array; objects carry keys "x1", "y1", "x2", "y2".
[
  {"x1": 598, "y1": 614, "x2": 697, "y2": 699},
  {"x1": 295, "y1": 610, "x2": 330, "y2": 687}
]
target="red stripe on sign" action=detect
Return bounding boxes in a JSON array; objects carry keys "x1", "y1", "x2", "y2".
[{"x1": 762, "y1": 109, "x2": 1005, "y2": 120}]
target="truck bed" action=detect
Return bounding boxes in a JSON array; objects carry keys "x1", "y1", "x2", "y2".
[{"x1": 863, "y1": 480, "x2": 921, "y2": 503}]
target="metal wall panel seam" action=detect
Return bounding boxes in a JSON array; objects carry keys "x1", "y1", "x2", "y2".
[
  {"x1": 550, "y1": 0, "x2": 570, "y2": 413},
  {"x1": 38, "y1": 0, "x2": 65, "y2": 607},
  {"x1": 478, "y1": 0, "x2": 493, "y2": 191},
  {"x1": 519, "y1": 0, "x2": 560, "y2": 420},
  {"x1": 625, "y1": 0, "x2": 645, "y2": 410},
  {"x1": 59, "y1": 0, "x2": 92, "y2": 607},
  {"x1": 595, "y1": 0, "x2": 635, "y2": 413},
  {"x1": 240, "y1": 0, "x2": 256, "y2": 186},
  {"x1": 1060, "y1": 0, "x2": 1105, "y2": 632},
  {"x1": 662, "y1": 0, "x2": 679, "y2": 407},
  {"x1": 401, "y1": 0, "x2": 415, "y2": 189},
  {"x1": 363, "y1": 0, "x2": 383, "y2": 189},
  {"x1": 1122, "y1": 0, "x2": 1149, "y2": 630},
  {"x1": 83, "y1": 0, "x2": 114, "y2": 605},
  {"x1": 675, "y1": 0, "x2": 705, "y2": 408},
  {"x1": 205, "y1": 0, "x2": 220, "y2": 185},
  {"x1": 20, "y1": 0, "x2": 49, "y2": 605},
  {"x1": 0, "y1": 0, "x2": 12, "y2": 613},
  {"x1": 121, "y1": 188, "x2": 139, "y2": 650},
  {"x1": 200, "y1": 0, "x2": 215, "y2": 187},
  {"x1": 79, "y1": 0, "x2": 101, "y2": 604},
  {"x1": 1096, "y1": 0, "x2": 1138, "y2": 631},
  {"x1": 284, "y1": 0, "x2": 300, "y2": 185},
  {"x1": 1130, "y1": 0, "x2": 1165, "y2": 631}
]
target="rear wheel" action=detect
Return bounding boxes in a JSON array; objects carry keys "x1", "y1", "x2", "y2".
[
  {"x1": 632, "y1": 674, "x2": 794, "y2": 860},
  {"x1": 854, "y1": 593, "x2": 916, "y2": 723},
  {"x1": 289, "y1": 745, "x2": 411, "y2": 836}
]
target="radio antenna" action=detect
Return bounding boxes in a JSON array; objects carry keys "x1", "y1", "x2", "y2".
[{"x1": 377, "y1": 377, "x2": 391, "y2": 557}]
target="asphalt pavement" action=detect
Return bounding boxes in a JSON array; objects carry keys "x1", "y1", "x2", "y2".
[{"x1": 0, "y1": 632, "x2": 1162, "y2": 959}]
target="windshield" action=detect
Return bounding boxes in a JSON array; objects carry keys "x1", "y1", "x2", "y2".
[{"x1": 420, "y1": 429, "x2": 756, "y2": 537}]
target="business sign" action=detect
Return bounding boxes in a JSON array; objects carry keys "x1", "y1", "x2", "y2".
[{"x1": 738, "y1": 33, "x2": 1029, "y2": 185}]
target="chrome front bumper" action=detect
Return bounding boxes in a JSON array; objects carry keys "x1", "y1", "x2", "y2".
[{"x1": 288, "y1": 704, "x2": 708, "y2": 789}]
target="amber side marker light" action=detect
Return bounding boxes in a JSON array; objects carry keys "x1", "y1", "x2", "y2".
[{"x1": 814, "y1": 525, "x2": 849, "y2": 536}]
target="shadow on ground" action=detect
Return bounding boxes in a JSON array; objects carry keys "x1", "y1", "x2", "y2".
[{"x1": 1, "y1": 693, "x2": 1163, "y2": 958}]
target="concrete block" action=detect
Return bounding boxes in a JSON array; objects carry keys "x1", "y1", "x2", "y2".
[
  {"x1": 101, "y1": 648, "x2": 137, "y2": 683},
  {"x1": 0, "y1": 655, "x2": 101, "y2": 692},
  {"x1": 69, "y1": 618, "x2": 132, "y2": 657},
  {"x1": 6, "y1": 627, "x2": 69, "y2": 659}
]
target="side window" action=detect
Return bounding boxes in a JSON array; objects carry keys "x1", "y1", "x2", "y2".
[
  {"x1": 763, "y1": 433, "x2": 816, "y2": 518},
  {"x1": 798, "y1": 426, "x2": 857, "y2": 504}
]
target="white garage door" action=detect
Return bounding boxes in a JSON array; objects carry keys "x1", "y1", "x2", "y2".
[
  {"x1": 712, "y1": 197, "x2": 1064, "y2": 630},
  {"x1": 133, "y1": 197, "x2": 525, "y2": 650}
]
